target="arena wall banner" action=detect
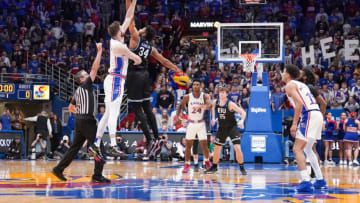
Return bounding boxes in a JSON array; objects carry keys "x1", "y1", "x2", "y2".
[{"x1": 0, "y1": 130, "x2": 26, "y2": 156}]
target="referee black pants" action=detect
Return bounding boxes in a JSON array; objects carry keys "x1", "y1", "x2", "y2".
[{"x1": 55, "y1": 118, "x2": 104, "y2": 177}]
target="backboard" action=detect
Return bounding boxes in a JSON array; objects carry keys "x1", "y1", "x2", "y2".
[{"x1": 216, "y1": 23, "x2": 284, "y2": 63}]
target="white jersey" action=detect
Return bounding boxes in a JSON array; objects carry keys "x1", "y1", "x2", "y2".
[
  {"x1": 286, "y1": 80, "x2": 320, "y2": 114},
  {"x1": 109, "y1": 38, "x2": 129, "y2": 75},
  {"x1": 188, "y1": 92, "x2": 205, "y2": 121}
]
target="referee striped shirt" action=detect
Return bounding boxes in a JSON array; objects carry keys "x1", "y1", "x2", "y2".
[{"x1": 71, "y1": 77, "x2": 97, "y2": 118}]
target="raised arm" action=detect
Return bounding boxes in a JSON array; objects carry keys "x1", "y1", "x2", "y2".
[
  {"x1": 121, "y1": 0, "x2": 137, "y2": 34},
  {"x1": 151, "y1": 48, "x2": 182, "y2": 72},
  {"x1": 89, "y1": 43, "x2": 102, "y2": 82},
  {"x1": 113, "y1": 43, "x2": 141, "y2": 65}
]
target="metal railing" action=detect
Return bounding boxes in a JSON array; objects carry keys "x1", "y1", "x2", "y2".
[
  {"x1": 0, "y1": 73, "x2": 50, "y2": 84},
  {"x1": 39, "y1": 59, "x2": 128, "y2": 122}
]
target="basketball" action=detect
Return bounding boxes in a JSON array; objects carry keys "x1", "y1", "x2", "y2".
[{"x1": 173, "y1": 72, "x2": 189, "y2": 87}]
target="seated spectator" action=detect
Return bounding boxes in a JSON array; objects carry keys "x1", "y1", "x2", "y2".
[
  {"x1": 116, "y1": 136, "x2": 129, "y2": 154},
  {"x1": 120, "y1": 120, "x2": 131, "y2": 131},
  {"x1": 344, "y1": 96, "x2": 360, "y2": 114},
  {"x1": 173, "y1": 136, "x2": 186, "y2": 161},
  {"x1": 31, "y1": 133, "x2": 47, "y2": 159},
  {"x1": 135, "y1": 136, "x2": 147, "y2": 155},
  {"x1": 157, "y1": 84, "x2": 174, "y2": 112},
  {"x1": 54, "y1": 135, "x2": 71, "y2": 159},
  {"x1": 0, "y1": 109, "x2": 12, "y2": 131},
  {"x1": 10, "y1": 67, "x2": 22, "y2": 83},
  {"x1": 160, "y1": 109, "x2": 170, "y2": 127},
  {"x1": 6, "y1": 138, "x2": 22, "y2": 159},
  {"x1": 160, "y1": 120, "x2": 172, "y2": 132},
  {"x1": 160, "y1": 134, "x2": 172, "y2": 161}
]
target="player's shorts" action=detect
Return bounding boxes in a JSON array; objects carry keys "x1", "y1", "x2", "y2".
[
  {"x1": 296, "y1": 110, "x2": 323, "y2": 141},
  {"x1": 126, "y1": 68, "x2": 152, "y2": 102},
  {"x1": 215, "y1": 125, "x2": 241, "y2": 146},
  {"x1": 104, "y1": 73, "x2": 125, "y2": 104},
  {"x1": 186, "y1": 122, "x2": 207, "y2": 140}
]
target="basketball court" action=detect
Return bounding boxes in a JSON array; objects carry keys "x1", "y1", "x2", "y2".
[{"x1": 0, "y1": 160, "x2": 359, "y2": 202}]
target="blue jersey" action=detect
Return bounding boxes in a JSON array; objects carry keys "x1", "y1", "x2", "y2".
[
  {"x1": 344, "y1": 118, "x2": 358, "y2": 142},
  {"x1": 324, "y1": 120, "x2": 336, "y2": 140},
  {"x1": 338, "y1": 120, "x2": 345, "y2": 140},
  {"x1": 228, "y1": 93, "x2": 241, "y2": 103}
]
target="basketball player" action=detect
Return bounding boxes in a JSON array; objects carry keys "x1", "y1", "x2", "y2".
[
  {"x1": 283, "y1": 64, "x2": 327, "y2": 192},
  {"x1": 298, "y1": 69, "x2": 326, "y2": 177},
  {"x1": 343, "y1": 112, "x2": 360, "y2": 166},
  {"x1": 125, "y1": 0, "x2": 182, "y2": 149},
  {"x1": 89, "y1": 0, "x2": 142, "y2": 159},
  {"x1": 176, "y1": 79, "x2": 212, "y2": 173},
  {"x1": 205, "y1": 86, "x2": 247, "y2": 175}
]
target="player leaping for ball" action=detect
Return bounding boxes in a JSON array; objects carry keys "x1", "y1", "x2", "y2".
[
  {"x1": 176, "y1": 79, "x2": 212, "y2": 173},
  {"x1": 89, "y1": 0, "x2": 142, "y2": 160},
  {"x1": 125, "y1": 0, "x2": 182, "y2": 153}
]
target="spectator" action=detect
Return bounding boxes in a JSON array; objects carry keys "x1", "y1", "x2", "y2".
[
  {"x1": 28, "y1": 54, "x2": 40, "y2": 74},
  {"x1": 160, "y1": 120, "x2": 172, "y2": 132},
  {"x1": 50, "y1": 114, "x2": 62, "y2": 158},
  {"x1": 157, "y1": 85, "x2": 174, "y2": 112},
  {"x1": 74, "y1": 17, "x2": 84, "y2": 44},
  {"x1": 350, "y1": 79, "x2": 360, "y2": 103},
  {"x1": 0, "y1": 109, "x2": 12, "y2": 130},
  {"x1": 54, "y1": 135, "x2": 71, "y2": 159},
  {"x1": 344, "y1": 96, "x2": 360, "y2": 114},
  {"x1": 6, "y1": 138, "x2": 22, "y2": 159},
  {"x1": 84, "y1": 18, "x2": 96, "y2": 39},
  {"x1": 173, "y1": 136, "x2": 186, "y2": 161},
  {"x1": 329, "y1": 83, "x2": 346, "y2": 109},
  {"x1": 271, "y1": 85, "x2": 286, "y2": 112},
  {"x1": 240, "y1": 88, "x2": 250, "y2": 109},
  {"x1": 160, "y1": 134, "x2": 172, "y2": 161},
  {"x1": 25, "y1": 111, "x2": 53, "y2": 158},
  {"x1": 228, "y1": 85, "x2": 241, "y2": 104},
  {"x1": 152, "y1": 107, "x2": 162, "y2": 129},
  {"x1": 10, "y1": 67, "x2": 21, "y2": 82},
  {"x1": 135, "y1": 135, "x2": 147, "y2": 155},
  {"x1": 50, "y1": 20, "x2": 64, "y2": 40},
  {"x1": 97, "y1": 106, "x2": 105, "y2": 121},
  {"x1": 116, "y1": 136, "x2": 129, "y2": 154}
]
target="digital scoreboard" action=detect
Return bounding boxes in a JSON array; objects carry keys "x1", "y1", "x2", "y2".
[{"x1": 0, "y1": 83, "x2": 50, "y2": 101}]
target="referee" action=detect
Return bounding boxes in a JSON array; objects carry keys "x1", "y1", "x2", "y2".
[{"x1": 52, "y1": 43, "x2": 109, "y2": 183}]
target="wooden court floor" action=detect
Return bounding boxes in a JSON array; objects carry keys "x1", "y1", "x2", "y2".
[{"x1": 0, "y1": 160, "x2": 359, "y2": 202}]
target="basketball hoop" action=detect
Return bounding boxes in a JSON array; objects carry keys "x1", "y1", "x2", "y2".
[{"x1": 239, "y1": 54, "x2": 258, "y2": 72}]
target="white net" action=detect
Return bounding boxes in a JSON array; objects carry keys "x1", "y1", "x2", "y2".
[{"x1": 239, "y1": 54, "x2": 258, "y2": 72}]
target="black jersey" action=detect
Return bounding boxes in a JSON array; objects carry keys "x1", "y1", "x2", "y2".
[
  {"x1": 216, "y1": 99, "x2": 237, "y2": 127},
  {"x1": 129, "y1": 37, "x2": 152, "y2": 70}
]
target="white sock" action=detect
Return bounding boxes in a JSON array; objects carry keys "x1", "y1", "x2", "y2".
[
  {"x1": 204, "y1": 158, "x2": 209, "y2": 162},
  {"x1": 300, "y1": 170, "x2": 310, "y2": 181},
  {"x1": 186, "y1": 161, "x2": 190, "y2": 165},
  {"x1": 194, "y1": 158, "x2": 198, "y2": 165},
  {"x1": 110, "y1": 137, "x2": 116, "y2": 147},
  {"x1": 94, "y1": 138, "x2": 101, "y2": 147}
]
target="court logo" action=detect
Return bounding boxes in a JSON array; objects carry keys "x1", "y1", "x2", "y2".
[{"x1": 34, "y1": 85, "x2": 49, "y2": 100}]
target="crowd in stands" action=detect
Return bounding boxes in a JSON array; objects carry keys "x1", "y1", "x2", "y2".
[{"x1": 1, "y1": 0, "x2": 360, "y2": 162}]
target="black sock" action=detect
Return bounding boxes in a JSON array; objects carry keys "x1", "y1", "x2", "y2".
[
  {"x1": 213, "y1": 163, "x2": 218, "y2": 168},
  {"x1": 239, "y1": 163, "x2": 244, "y2": 169}
]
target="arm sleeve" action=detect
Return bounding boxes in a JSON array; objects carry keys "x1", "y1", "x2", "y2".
[{"x1": 24, "y1": 116, "x2": 38, "y2": 122}]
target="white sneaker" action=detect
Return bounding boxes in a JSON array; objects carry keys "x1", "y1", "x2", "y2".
[
  {"x1": 339, "y1": 160, "x2": 344, "y2": 165},
  {"x1": 349, "y1": 161, "x2": 353, "y2": 166},
  {"x1": 329, "y1": 160, "x2": 336, "y2": 166},
  {"x1": 324, "y1": 160, "x2": 330, "y2": 166},
  {"x1": 353, "y1": 160, "x2": 359, "y2": 166}
]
